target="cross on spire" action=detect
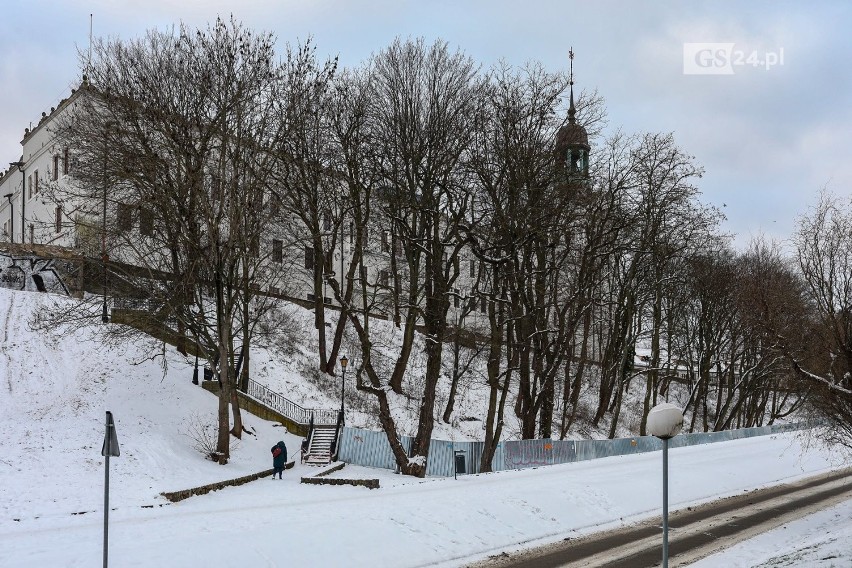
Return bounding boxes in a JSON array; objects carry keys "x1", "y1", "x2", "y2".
[
  {"x1": 568, "y1": 47, "x2": 576, "y2": 123},
  {"x1": 569, "y1": 47, "x2": 574, "y2": 86}
]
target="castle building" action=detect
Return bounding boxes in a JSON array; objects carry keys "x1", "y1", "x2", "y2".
[{"x1": 0, "y1": 73, "x2": 591, "y2": 338}]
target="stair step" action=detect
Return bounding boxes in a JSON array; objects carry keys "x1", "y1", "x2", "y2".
[{"x1": 306, "y1": 425, "x2": 338, "y2": 465}]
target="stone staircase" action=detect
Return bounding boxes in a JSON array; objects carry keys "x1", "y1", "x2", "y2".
[
  {"x1": 202, "y1": 377, "x2": 339, "y2": 465},
  {"x1": 304, "y1": 425, "x2": 338, "y2": 466}
]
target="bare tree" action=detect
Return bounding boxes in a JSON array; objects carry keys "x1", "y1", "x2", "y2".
[
  {"x1": 50, "y1": 18, "x2": 288, "y2": 462},
  {"x1": 270, "y1": 41, "x2": 345, "y2": 375},
  {"x1": 786, "y1": 191, "x2": 852, "y2": 447},
  {"x1": 339, "y1": 38, "x2": 482, "y2": 477},
  {"x1": 593, "y1": 132, "x2": 713, "y2": 438}
]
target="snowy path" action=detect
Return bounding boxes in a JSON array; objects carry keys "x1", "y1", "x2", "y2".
[
  {"x1": 0, "y1": 433, "x2": 846, "y2": 568},
  {"x1": 689, "y1": 498, "x2": 852, "y2": 567},
  {"x1": 1, "y1": 292, "x2": 16, "y2": 394},
  {"x1": 468, "y1": 468, "x2": 852, "y2": 567}
]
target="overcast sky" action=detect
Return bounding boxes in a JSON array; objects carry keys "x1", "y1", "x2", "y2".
[{"x1": 2, "y1": 0, "x2": 849, "y2": 248}]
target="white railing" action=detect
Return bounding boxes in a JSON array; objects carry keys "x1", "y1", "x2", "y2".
[{"x1": 246, "y1": 379, "x2": 338, "y2": 425}]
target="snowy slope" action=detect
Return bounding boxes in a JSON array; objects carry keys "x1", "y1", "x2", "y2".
[
  {"x1": 1, "y1": 287, "x2": 850, "y2": 568},
  {"x1": 0, "y1": 287, "x2": 303, "y2": 522}
]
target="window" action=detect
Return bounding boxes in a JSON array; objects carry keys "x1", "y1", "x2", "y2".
[
  {"x1": 116, "y1": 203, "x2": 134, "y2": 230},
  {"x1": 27, "y1": 175, "x2": 32, "y2": 199},
  {"x1": 305, "y1": 246, "x2": 314, "y2": 270},
  {"x1": 272, "y1": 239, "x2": 283, "y2": 263},
  {"x1": 34, "y1": 170, "x2": 39, "y2": 196},
  {"x1": 55, "y1": 206, "x2": 62, "y2": 233},
  {"x1": 381, "y1": 230, "x2": 390, "y2": 253},
  {"x1": 2, "y1": 221, "x2": 7, "y2": 237},
  {"x1": 322, "y1": 211, "x2": 331, "y2": 232},
  {"x1": 268, "y1": 195, "x2": 280, "y2": 216},
  {"x1": 379, "y1": 269, "x2": 389, "y2": 287},
  {"x1": 349, "y1": 222, "x2": 354, "y2": 244},
  {"x1": 481, "y1": 297, "x2": 487, "y2": 313},
  {"x1": 139, "y1": 208, "x2": 154, "y2": 236},
  {"x1": 469, "y1": 259, "x2": 475, "y2": 278},
  {"x1": 307, "y1": 293, "x2": 315, "y2": 302},
  {"x1": 29, "y1": 224, "x2": 34, "y2": 244},
  {"x1": 453, "y1": 288, "x2": 460, "y2": 308},
  {"x1": 210, "y1": 173, "x2": 222, "y2": 201},
  {"x1": 53, "y1": 156, "x2": 59, "y2": 181},
  {"x1": 63, "y1": 148, "x2": 69, "y2": 175}
]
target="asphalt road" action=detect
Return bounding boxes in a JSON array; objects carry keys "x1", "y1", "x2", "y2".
[{"x1": 467, "y1": 467, "x2": 852, "y2": 568}]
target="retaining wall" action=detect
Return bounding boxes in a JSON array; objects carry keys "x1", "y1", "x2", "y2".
[
  {"x1": 200, "y1": 381, "x2": 308, "y2": 436},
  {"x1": 161, "y1": 460, "x2": 295, "y2": 502}
]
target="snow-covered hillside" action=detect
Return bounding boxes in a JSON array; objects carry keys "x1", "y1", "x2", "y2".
[
  {"x1": 0, "y1": 287, "x2": 304, "y2": 521},
  {"x1": 2, "y1": 286, "x2": 851, "y2": 567}
]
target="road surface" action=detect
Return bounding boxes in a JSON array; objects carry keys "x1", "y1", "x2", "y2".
[{"x1": 467, "y1": 467, "x2": 852, "y2": 568}]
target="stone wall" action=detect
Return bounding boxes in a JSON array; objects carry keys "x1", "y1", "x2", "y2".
[
  {"x1": 200, "y1": 381, "x2": 308, "y2": 436},
  {"x1": 160, "y1": 460, "x2": 295, "y2": 503},
  {"x1": 300, "y1": 477, "x2": 379, "y2": 489},
  {"x1": 299, "y1": 462, "x2": 380, "y2": 489}
]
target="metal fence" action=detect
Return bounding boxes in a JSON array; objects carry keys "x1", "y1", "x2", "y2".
[
  {"x1": 245, "y1": 379, "x2": 338, "y2": 426},
  {"x1": 339, "y1": 428, "x2": 506, "y2": 476},
  {"x1": 338, "y1": 422, "x2": 808, "y2": 477}
]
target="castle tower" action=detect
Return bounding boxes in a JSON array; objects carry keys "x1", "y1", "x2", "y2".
[{"x1": 555, "y1": 49, "x2": 590, "y2": 178}]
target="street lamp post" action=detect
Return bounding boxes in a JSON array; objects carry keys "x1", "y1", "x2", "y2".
[
  {"x1": 3, "y1": 193, "x2": 13, "y2": 243},
  {"x1": 647, "y1": 403, "x2": 684, "y2": 568},
  {"x1": 339, "y1": 355, "x2": 348, "y2": 420},
  {"x1": 192, "y1": 351, "x2": 199, "y2": 385},
  {"x1": 101, "y1": 124, "x2": 112, "y2": 324}
]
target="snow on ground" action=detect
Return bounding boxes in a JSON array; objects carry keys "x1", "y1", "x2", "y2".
[
  {"x1": 1, "y1": 287, "x2": 851, "y2": 567},
  {"x1": 690, "y1": 499, "x2": 852, "y2": 567}
]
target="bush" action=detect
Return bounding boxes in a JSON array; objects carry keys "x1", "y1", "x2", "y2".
[{"x1": 182, "y1": 412, "x2": 240, "y2": 462}]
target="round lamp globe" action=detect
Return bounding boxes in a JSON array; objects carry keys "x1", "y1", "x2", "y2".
[{"x1": 647, "y1": 403, "x2": 684, "y2": 440}]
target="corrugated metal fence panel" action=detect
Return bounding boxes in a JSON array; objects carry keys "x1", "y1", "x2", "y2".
[
  {"x1": 636, "y1": 436, "x2": 663, "y2": 453},
  {"x1": 339, "y1": 423, "x2": 809, "y2": 477},
  {"x1": 473, "y1": 441, "x2": 507, "y2": 473},
  {"x1": 576, "y1": 439, "x2": 613, "y2": 461},
  {"x1": 466, "y1": 441, "x2": 483, "y2": 474},
  {"x1": 492, "y1": 442, "x2": 506, "y2": 472},
  {"x1": 503, "y1": 439, "x2": 577, "y2": 470},
  {"x1": 426, "y1": 440, "x2": 455, "y2": 477},
  {"x1": 770, "y1": 423, "x2": 800, "y2": 434},
  {"x1": 669, "y1": 430, "x2": 742, "y2": 448},
  {"x1": 730, "y1": 428, "x2": 749, "y2": 440},
  {"x1": 339, "y1": 427, "x2": 398, "y2": 470},
  {"x1": 427, "y1": 440, "x2": 504, "y2": 476}
]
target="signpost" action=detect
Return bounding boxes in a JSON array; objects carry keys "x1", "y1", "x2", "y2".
[{"x1": 101, "y1": 411, "x2": 120, "y2": 568}]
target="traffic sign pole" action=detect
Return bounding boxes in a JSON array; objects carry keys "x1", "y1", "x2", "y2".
[{"x1": 102, "y1": 411, "x2": 120, "y2": 568}]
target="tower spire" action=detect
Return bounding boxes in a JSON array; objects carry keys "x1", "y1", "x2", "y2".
[{"x1": 568, "y1": 47, "x2": 576, "y2": 124}]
